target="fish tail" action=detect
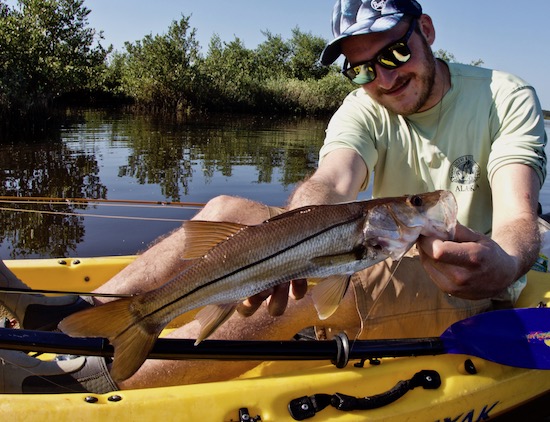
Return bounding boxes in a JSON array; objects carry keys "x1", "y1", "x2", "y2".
[{"x1": 59, "y1": 297, "x2": 162, "y2": 382}]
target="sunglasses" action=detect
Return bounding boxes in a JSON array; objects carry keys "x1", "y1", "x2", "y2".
[{"x1": 342, "y1": 19, "x2": 416, "y2": 85}]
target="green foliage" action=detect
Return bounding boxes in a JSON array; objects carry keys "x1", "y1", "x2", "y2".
[
  {"x1": 262, "y1": 72, "x2": 353, "y2": 114},
  {"x1": 0, "y1": 0, "x2": 109, "y2": 119},
  {"x1": 255, "y1": 30, "x2": 292, "y2": 78},
  {"x1": 118, "y1": 15, "x2": 201, "y2": 110},
  {"x1": 185, "y1": 26, "x2": 351, "y2": 114},
  {"x1": 287, "y1": 27, "x2": 329, "y2": 81},
  {"x1": 0, "y1": 6, "x2": 356, "y2": 119},
  {"x1": 2, "y1": 6, "x2": 495, "y2": 121},
  {"x1": 197, "y1": 34, "x2": 258, "y2": 110}
]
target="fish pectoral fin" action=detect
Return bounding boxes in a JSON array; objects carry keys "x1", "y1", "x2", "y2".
[
  {"x1": 310, "y1": 251, "x2": 361, "y2": 268},
  {"x1": 194, "y1": 303, "x2": 238, "y2": 344},
  {"x1": 181, "y1": 220, "x2": 249, "y2": 259},
  {"x1": 311, "y1": 275, "x2": 351, "y2": 320}
]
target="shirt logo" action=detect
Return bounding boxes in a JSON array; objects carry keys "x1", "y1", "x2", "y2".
[{"x1": 449, "y1": 155, "x2": 481, "y2": 192}]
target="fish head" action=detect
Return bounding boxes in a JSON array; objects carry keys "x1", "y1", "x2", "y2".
[
  {"x1": 389, "y1": 190, "x2": 457, "y2": 240},
  {"x1": 362, "y1": 191, "x2": 457, "y2": 261},
  {"x1": 413, "y1": 190, "x2": 458, "y2": 240}
]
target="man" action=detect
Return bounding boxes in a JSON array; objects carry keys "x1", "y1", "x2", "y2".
[{"x1": 0, "y1": 0, "x2": 546, "y2": 392}]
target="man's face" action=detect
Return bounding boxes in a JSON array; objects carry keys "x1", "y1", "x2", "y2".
[{"x1": 341, "y1": 18, "x2": 437, "y2": 116}]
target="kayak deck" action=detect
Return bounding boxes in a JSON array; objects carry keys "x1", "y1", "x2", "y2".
[
  {"x1": 1, "y1": 257, "x2": 550, "y2": 421},
  {"x1": 2, "y1": 352, "x2": 550, "y2": 421}
]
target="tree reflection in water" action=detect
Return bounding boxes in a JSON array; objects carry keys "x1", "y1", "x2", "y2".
[{"x1": 0, "y1": 110, "x2": 327, "y2": 258}]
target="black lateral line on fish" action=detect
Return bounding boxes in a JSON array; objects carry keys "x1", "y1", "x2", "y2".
[{"x1": 113, "y1": 211, "x2": 367, "y2": 340}]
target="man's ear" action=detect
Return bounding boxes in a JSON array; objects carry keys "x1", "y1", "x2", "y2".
[{"x1": 418, "y1": 14, "x2": 436, "y2": 45}]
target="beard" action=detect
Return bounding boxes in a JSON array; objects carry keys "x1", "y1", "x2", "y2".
[{"x1": 366, "y1": 37, "x2": 438, "y2": 116}]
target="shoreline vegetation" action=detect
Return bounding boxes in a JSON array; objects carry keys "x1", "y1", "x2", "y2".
[
  {"x1": 1, "y1": 0, "x2": 548, "y2": 135},
  {"x1": 0, "y1": 0, "x2": 354, "y2": 132}
]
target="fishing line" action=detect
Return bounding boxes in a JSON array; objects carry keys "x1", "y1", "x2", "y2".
[
  {"x1": 0, "y1": 353, "x2": 90, "y2": 394},
  {"x1": 0, "y1": 196, "x2": 205, "y2": 222},
  {"x1": 1, "y1": 314, "x2": 80, "y2": 390},
  {"x1": 0, "y1": 200, "x2": 202, "y2": 210},
  {"x1": 351, "y1": 255, "x2": 405, "y2": 344},
  {"x1": 0, "y1": 196, "x2": 207, "y2": 208},
  {"x1": 0, "y1": 206, "x2": 187, "y2": 222}
]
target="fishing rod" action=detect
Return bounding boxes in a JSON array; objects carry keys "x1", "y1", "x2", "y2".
[
  {"x1": 0, "y1": 286, "x2": 134, "y2": 298},
  {"x1": 0, "y1": 206, "x2": 189, "y2": 222},
  {"x1": 0, "y1": 196, "x2": 209, "y2": 223},
  {"x1": 0, "y1": 196, "x2": 207, "y2": 208},
  {"x1": 1, "y1": 308, "x2": 550, "y2": 370},
  {"x1": 0, "y1": 196, "x2": 207, "y2": 222}
]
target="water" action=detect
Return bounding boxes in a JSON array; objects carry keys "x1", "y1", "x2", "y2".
[
  {"x1": 0, "y1": 110, "x2": 329, "y2": 258},
  {"x1": 0, "y1": 110, "x2": 548, "y2": 259}
]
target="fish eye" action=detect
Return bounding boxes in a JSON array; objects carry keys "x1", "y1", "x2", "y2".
[{"x1": 409, "y1": 195, "x2": 423, "y2": 207}]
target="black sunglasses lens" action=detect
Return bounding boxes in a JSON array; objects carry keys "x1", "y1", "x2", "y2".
[
  {"x1": 346, "y1": 64, "x2": 376, "y2": 84},
  {"x1": 378, "y1": 43, "x2": 411, "y2": 68}
]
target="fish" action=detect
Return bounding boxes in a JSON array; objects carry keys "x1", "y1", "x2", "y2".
[{"x1": 59, "y1": 190, "x2": 457, "y2": 381}]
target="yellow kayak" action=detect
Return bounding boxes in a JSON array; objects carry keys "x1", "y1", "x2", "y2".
[{"x1": 1, "y1": 256, "x2": 550, "y2": 421}]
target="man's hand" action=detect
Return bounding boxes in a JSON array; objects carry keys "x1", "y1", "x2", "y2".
[
  {"x1": 237, "y1": 279, "x2": 308, "y2": 317},
  {"x1": 417, "y1": 223, "x2": 520, "y2": 300}
]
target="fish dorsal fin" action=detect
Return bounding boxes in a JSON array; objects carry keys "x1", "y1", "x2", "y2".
[
  {"x1": 194, "y1": 303, "x2": 238, "y2": 345},
  {"x1": 181, "y1": 220, "x2": 248, "y2": 259},
  {"x1": 311, "y1": 275, "x2": 351, "y2": 320}
]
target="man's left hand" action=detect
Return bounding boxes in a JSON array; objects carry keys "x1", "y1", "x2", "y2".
[{"x1": 416, "y1": 223, "x2": 519, "y2": 299}]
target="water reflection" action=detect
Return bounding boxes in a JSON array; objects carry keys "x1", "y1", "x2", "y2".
[
  {"x1": 0, "y1": 129, "x2": 108, "y2": 257},
  {"x1": 0, "y1": 110, "x2": 328, "y2": 258}
]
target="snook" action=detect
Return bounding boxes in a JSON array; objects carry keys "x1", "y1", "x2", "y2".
[{"x1": 60, "y1": 190, "x2": 457, "y2": 381}]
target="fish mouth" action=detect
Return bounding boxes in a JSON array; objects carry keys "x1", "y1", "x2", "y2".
[
  {"x1": 383, "y1": 191, "x2": 458, "y2": 242},
  {"x1": 421, "y1": 191, "x2": 458, "y2": 240},
  {"x1": 386, "y1": 191, "x2": 458, "y2": 240},
  {"x1": 361, "y1": 191, "x2": 457, "y2": 261}
]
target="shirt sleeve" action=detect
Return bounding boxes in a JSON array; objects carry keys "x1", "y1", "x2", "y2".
[{"x1": 487, "y1": 85, "x2": 547, "y2": 188}]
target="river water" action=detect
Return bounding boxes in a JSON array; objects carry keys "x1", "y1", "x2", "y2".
[
  {"x1": 0, "y1": 110, "x2": 548, "y2": 259},
  {"x1": 0, "y1": 110, "x2": 328, "y2": 258}
]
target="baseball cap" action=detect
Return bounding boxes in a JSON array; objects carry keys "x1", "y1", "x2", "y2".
[{"x1": 320, "y1": 0, "x2": 422, "y2": 65}]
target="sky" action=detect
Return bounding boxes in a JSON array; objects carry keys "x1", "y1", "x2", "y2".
[{"x1": 49, "y1": 1, "x2": 550, "y2": 110}]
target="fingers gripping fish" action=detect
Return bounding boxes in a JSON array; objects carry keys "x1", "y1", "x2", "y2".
[{"x1": 59, "y1": 190, "x2": 457, "y2": 381}]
